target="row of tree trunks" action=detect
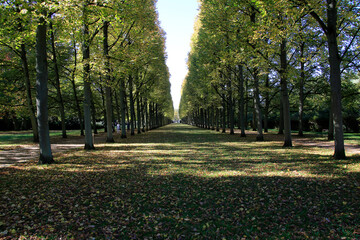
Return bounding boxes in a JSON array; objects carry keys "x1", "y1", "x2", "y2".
[{"x1": 30, "y1": 3, "x2": 172, "y2": 164}]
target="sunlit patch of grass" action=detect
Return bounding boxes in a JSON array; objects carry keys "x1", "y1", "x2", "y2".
[{"x1": 1, "y1": 124, "x2": 360, "y2": 239}]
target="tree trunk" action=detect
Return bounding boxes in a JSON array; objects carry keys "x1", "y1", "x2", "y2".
[
  {"x1": 49, "y1": 21, "x2": 67, "y2": 139},
  {"x1": 238, "y1": 65, "x2": 246, "y2": 137},
  {"x1": 222, "y1": 98, "x2": 226, "y2": 133},
  {"x1": 100, "y1": 85, "x2": 107, "y2": 133},
  {"x1": 36, "y1": 17, "x2": 54, "y2": 164},
  {"x1": 155, "y1": 103, "x2": 159, "y2": 128},
  {"x1": 200, "y1": 108, "x2": 204, "y2": 128},
  {"x1": 115, "y1": 91, "x2": 121, "y2": 124},
  {"x1": 103, "y1": 21, "x2": 114, "y2": 143},
  {"x1": 245, "y1": 76, "x2": 248, "y2": 130},
  {"x1": 298, "y1": 42, "x2": 305, "y2": 137},
  {"x1": 280, "y1": 40, "x2": 292, "y2": 147},
  {"x1": 137, "y1": 97, "x2": 141, "y2": 134},
  {"x1": 129, "y1": 76, "x2": 135, "y2": 135},
  {"x1": 252, "y1": 102, "x2": 256, "y2": 131},
  {"x1": 105, "y1": 86, "x2": 114, "y2": 141},
  {"x1": 253, "y1": 69, "x2": 264, "y2": 141},
  {"x1": 125, "y1": 93, "x2": 130, "y2": 130},
  {"x1": 141, "y1": 98, "x2": 145, "y2": 132},
  {"x1": 278, "y1": 96, "x2": 284, "y2": 134},
  {"x1": 82, "y1": 7, "x2": 95, "y2": 150},
  {"x1": 20, "y1": 44, "x2": 39, "y2": 142},
  {"x1": 84, "y1": 80, "x2": 95, "y2": 149},
  {"x1": 228, "y1": 77, "x2": 235, "y2": 135},
  {"x1": 145, "y1": 99, "x2": 149, "y2": 131},
  {"x1": 327, "y1": 0, "x2": 345, "y2": 159},
  {"x1": 216, "y1": 108, "x2": 220, "y2": 131},
  {"x1": 70, "y1": 40, "x2": 84, "y2": 136},
  {"x1": 149, "y1": 103, "x2": 152, "y2": 129},
  {"x1": 264, "y1": 74, "x2": 270, "y2": 133},
  {"x1": 90, "y1": 90, "x2": 98, "y2": 134},
  {"x1": 211, "y1": 106, "x2": 215, "y2": 130},
  {"x1": 328, "y1": 102, "x2": 334, "y2": 140},
  {"x1": 120, "y1": 78, "x2": 127, "y2": 138}
]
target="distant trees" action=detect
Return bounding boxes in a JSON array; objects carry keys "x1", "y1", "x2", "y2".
[
  {"x1": 0, "y1": 0, "x2": 173, "y2": 163},
  {"x1": 180, "y1": 0, "x2": 360, "y2": 159}
]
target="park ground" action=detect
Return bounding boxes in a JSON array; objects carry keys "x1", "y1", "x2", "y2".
[{"x1": 0, "y1": 124, "x2": 359, "y2": 239}]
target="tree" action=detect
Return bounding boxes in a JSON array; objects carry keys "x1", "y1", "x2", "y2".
[
  {"x1": 36, "y1": 15, "x2": 54, "y2": 164},
  {"x1": 0, "y1": 2, "x2": 39, "y2": 142}
]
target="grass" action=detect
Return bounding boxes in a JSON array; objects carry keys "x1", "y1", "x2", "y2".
[
  {"x1": 0, "y1": 130, "x2": 84, "y2": 145},
  {"x1": 266, "y1": 128, "x2": 360, "y2": 145},
  {"x1": 0, "y1": 124, "x2": 359, "y2": 239}
]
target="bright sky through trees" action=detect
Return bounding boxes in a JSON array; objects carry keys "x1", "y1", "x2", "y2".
[{"x1": 156, "y1": 0, "x2": 199, "y2": 110}]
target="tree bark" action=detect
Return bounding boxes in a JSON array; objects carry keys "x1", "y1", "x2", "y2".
[
  {"x1": 328, "y1": 102, "x2": 334, "y2": 140},
  {"x1": 327, "y1": 0, "x2": 345, "y2": 159},
  {"x1": 222, "y1": 98, "x2": 226, "y2": 133},
  {"x1": 141, "y1": 98, "x2": 145, "y2": 132},
  {"x1": 280, "y1": 40, "x2": 292, "y2": 147},
  {"x1": 103, "y1": 21, "x2": 114, "y2": 143},
  {"x1": 90, "y1": 90, "x2": 98, "y2": 134},
  {"x1": 36, "y1": 17, "x2": 54, "y2": 164},
  {"x1": 137, "y1": 97, "x2": 142, "y2": 134},
  {"x1": 105, "y1": 86, "x2": 114, "y2": 141},
  {"x1": 49, "y1": 21, "x2": 67, "y2": 139},
  {"x1": 216, "y1": 107, "x2": 220, "y2": 131},
  {"x1": 253, "y1": 69, "x2": 264, "y2": 141},
  {"x1": 20, "y1": 44, "x2": 39, "y2": 142},
  {"x1": 145, "y1": 99, "x2": 149, "y2": 131},
  {"x1": 211, "y1": 106, "x2": 215, "y2": 130},
  {"x1": 264, "y1": 74, "x2": 270, "y2": 133},
  {"x1": 70, "y1": 40, "x2": 84, "y2": 136},
  {"x1": 305, "y1": 0, "x2": 345, "y2": 158},
  {"x1": 129, "y1": 75, "x2": 135, "y2": 135},
  {"x1": 100, "y1": 85, "x2": 107, "y2": 132},
  {"x1": 278, "y1": 96, "x2": 284, "y2": 134},
  {"x1": 114, "y1": 91, "x2": 121, "y2": 124},
  {"x1": 228, "y1": 75, "x2": 235, "y2": 135},
  {"x1": 298, "y1": 42, "x2": 305, "y2": 137},
  {"x1": 155, "y1": 103, "x2": 159, "y2": 128},
  {"x1": 82, "y1": 5, "x2": 95, "y2": 150},
  {"x1": 238, "y1": 65, "x2": 246, "y2": 137},
  {"x1": 125, "y1": 93, "x2": 130, "y2": 130},
  {"x1": 120, "y1": 78, "x2": 127, "y2": 138}
]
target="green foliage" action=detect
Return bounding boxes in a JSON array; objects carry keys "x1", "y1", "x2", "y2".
[
  {"x1": 180, "y1": 0, "x2": 360, "y2": 131},
  {"x1": 0, "y1": 0, "x2": 173, "y2": 130}
]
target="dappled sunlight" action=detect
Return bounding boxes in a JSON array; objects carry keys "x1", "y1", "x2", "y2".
[
  {"x1": 1, "y1": 124, "x2": 360, "y2": 239},
  {"x1": 13, "y1": 128, "x2": 355, "y2": 180}
]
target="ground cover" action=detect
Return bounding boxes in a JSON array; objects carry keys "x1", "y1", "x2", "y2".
[
  {"x1": 0, "y1": 124, "x2": 359, "y2": 239},
  {"x1": 0, "y1": 130, "x2": 86, "y2": 147}
]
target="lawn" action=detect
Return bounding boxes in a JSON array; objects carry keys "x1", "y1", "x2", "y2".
[
  {"x1": 0, "y1": 130, "x2": 85, "y2": 146},
  {"x1": 0, "y1": 124, "x2": 359, "y2": 239}
]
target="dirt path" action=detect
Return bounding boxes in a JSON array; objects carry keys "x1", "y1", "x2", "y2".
[
  {"x1": 0, "y1": 132, "x2": 108, "y2": 168},
  {"x1": 0, "y1": 128, "x2": 359, "y2": 168}
]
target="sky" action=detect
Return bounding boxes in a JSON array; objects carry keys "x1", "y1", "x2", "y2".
[{"x1": 156, "y1": 0, "x2": 200, "y2": 110}]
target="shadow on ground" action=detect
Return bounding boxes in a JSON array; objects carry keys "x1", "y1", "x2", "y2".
[{"x1": 1, "y1": 124, "x2": 359, "y2": 239}]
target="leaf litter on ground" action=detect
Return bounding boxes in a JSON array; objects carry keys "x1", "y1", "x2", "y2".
[{"x1": 0, "y1": 124, "x2": 359, "y2": 239}]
